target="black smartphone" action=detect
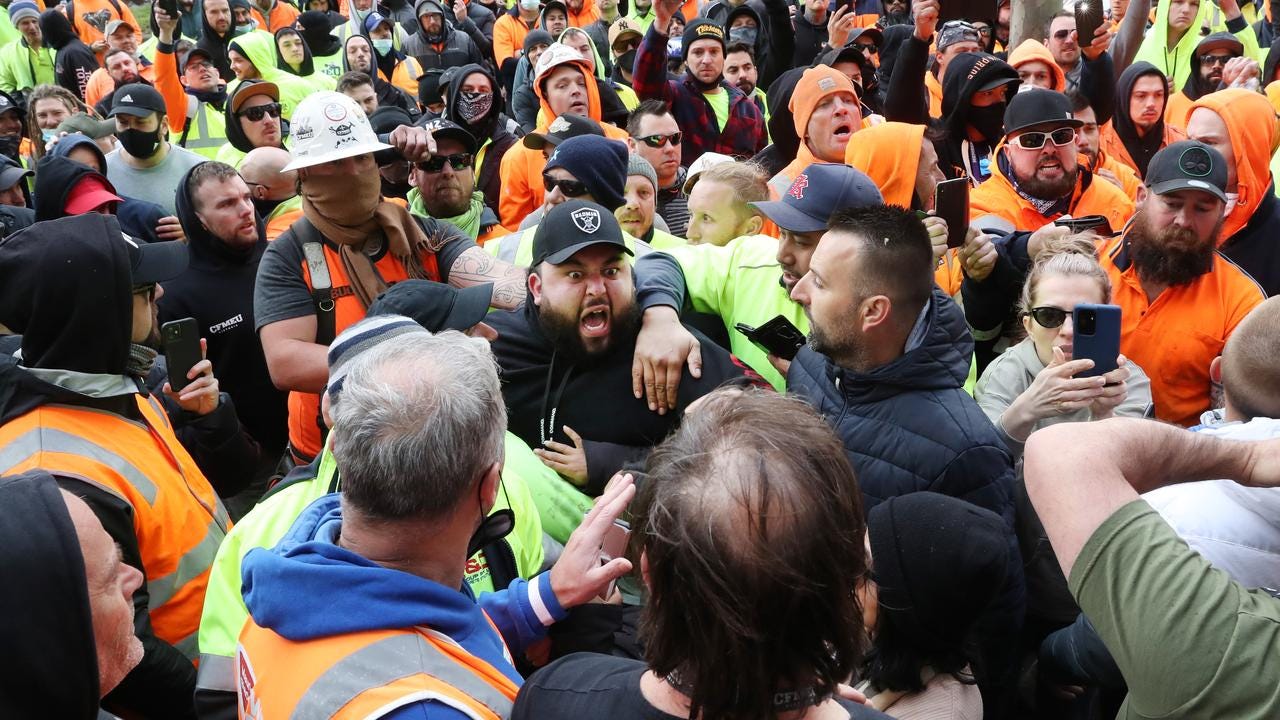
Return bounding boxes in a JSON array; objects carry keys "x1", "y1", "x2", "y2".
[
  {"x1": 1072, "y1": 303, "x2": 1121, "y2": 378},
  {"x1": 161, "y1": 318, "x2": 202, "y2": 391},
  {"x1": 1054, "y1": 214, "x2": 1115, "y2": 236},
  {"x1": 156, "y1": 0, "x2": 181, "y2": 19},
  {"x1": 933, "y1": 177, "x2": 970, "y2": 249},
  {"x1": 1074, "y1": 0, "x2": 1105, "y2": 49},
  {"x1": 735, "y1": 315, "x2": 807, "y2": 361},
  {"x1": 938, "y1": 0, "x2": 993, "y2": 22}
]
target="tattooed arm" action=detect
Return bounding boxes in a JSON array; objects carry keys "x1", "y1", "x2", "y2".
[{"x1": 449, "y1": 246, "x2": 528, "y2": 309}]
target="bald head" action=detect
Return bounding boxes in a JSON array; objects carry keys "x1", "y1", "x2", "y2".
[
  {"x1": 239, "y1": 147, "x2": 297, "y2": 201},
  {"x1": 1221, "y1": 297, "x2": 1280, "y2": 422}
]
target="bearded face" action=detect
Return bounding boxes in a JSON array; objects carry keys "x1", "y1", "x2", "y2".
[{"x1": 1127, "y1": 206, "x2": 1223, "y2": 287}]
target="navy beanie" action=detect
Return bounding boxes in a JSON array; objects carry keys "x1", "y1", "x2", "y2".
[{"x1": 544, "y1": 135, "x2": 628, "y2": 211}]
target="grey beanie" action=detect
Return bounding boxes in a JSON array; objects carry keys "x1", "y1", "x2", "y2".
[{"x1": 627, "y1": 154, "x2": 658, "y2": 192}]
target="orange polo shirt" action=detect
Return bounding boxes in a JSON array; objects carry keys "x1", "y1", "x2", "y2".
[{"x1": 1101, "y1": 235, "x2": 1263, "y2": 426}]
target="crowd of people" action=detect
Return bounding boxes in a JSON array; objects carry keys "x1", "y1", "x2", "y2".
[{"x1": 1, "y1": 0, "x2": 1280, "y2": 716}]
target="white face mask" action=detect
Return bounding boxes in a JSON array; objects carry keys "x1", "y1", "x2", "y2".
[
  {"x1": 519, "y1": 0, "x2": 539, "y2": 10},
  {"x1": 372, "y1": 37, "x2": 393, "y2": 55},
  {"x1": 1225, "y1": 191, "x2": 1239, "y2": 217}
]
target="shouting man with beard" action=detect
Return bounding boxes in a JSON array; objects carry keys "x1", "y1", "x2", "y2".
[
  {"x1": 971, "y1": 88, "x2": 1133, "y2": 232},
  {"x1": 1100, "y1": 140, "x2": 1263, "y2": 426},
  {"x1": 485, "y1": 199, "x2": 752, "y2": 493}
]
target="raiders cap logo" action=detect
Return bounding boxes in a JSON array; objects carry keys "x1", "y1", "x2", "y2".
[
  {"x1": 571, "y1": 207, "x2": 601, "y2": 233},
  {"x1": 549, "y1": 115, "x2": 571, "y2": 133}
]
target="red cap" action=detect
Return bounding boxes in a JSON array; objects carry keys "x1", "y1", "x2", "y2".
[{"x1": 64, "y1": 174, "x2": 123, "y2": 215}]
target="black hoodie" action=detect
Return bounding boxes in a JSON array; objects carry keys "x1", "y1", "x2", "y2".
[
  {"x1": 222, "y1": 79, "x2": 287, "y2": 154},
  {"x1": 197, "y1": 0, "x2": 237, "y2": 81},
  {"x1": 723, "y1": 0, "x2": 791, "y2": 93},
  {"x1": 750, "y1": 66, "x2": 803, "y2": 178},
  {"x1": 444, "y1": 62, "x2": 517, "y2": 216},
  {"x1": 1181, "y1": 32, "x2": 1246, "y2": 102},
  {"x1": 0, "y1": 470, "x2": 100, "y2": 720},
  {"x1": 40, "y1": 10, "x2": 98, "y2": 100},
  {"x1": 1267, "y1": 37, "x2": 1280, "y2": 86},
  {"x1": 159, "y1": 164, "x2": 288, "y2": 456},
  {"x1": 274, "y1": 25, "x2": 316, "y2": 78},
  {"x1": 42, "y1": 141, "x2": 170, "y2": 243},
  {"x1": 298, "y1": 9, "x2": 343, "y2": 57},
  {"x1": 1114, "y1": 61, "x2": 1169, "y2": 179}
]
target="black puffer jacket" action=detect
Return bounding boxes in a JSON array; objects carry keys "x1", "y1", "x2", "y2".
[{"x1": 401, "y1": 0, "x2": 486, "y2": 70}]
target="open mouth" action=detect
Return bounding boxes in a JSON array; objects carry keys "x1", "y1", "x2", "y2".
[
  {"x1": 580, "y1": 305, "x2": 611, "y2": 337},
  {"x1": 833, "y1": 124, "x2": 854, "y2": 143},
  {"x1": 570, "y1": 101, "x2": 588, "y2": 114}
]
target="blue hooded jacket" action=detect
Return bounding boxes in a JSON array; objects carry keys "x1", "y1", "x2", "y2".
[{"x1": 241, "y1": 494, "x2": 566, "y2": 718}]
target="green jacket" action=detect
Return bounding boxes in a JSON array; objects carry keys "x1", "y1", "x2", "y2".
[
  {"x1": 0, "y1": 38, "x2": 54, "y2": 93},
  {"x1": 647, "y1": 234, "x2": 977, "y2": 392},
  {"x1": 176, "y1": 97, "x2": 229, "y2": 160},
  {"x1": 196, "y1": 432, "x2": 555, "y2": 662},
  {"x1": 226, "y1": 31, "x2": 316, "y2": 120}
]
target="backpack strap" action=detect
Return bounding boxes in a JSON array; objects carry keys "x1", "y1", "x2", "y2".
[{"x1": 294, "y1": 219, "x2": 337, "y2": 346}]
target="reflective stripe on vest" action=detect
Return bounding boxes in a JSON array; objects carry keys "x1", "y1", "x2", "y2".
[
  {"x1": 197, "y1": 652, "x2": 236, "y2": 693},
  {"x1": 293, "y1": 634, "x2": 514, "y2": 720},
  {"x1": 182, "y1": 101, "x2": 227, "y2": 153},
  {"x1": 0, "y1": 398, "x2": 228, "y2": 659}
]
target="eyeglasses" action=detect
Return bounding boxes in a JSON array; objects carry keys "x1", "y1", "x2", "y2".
[
  {"x1": 132, "y1": 283, "x2": 156, "y2": 302},
  {"x1": 1051, "y1": 28, "x2": 1075, "y2": 41},
  {"x1": 543, "y1": 173, "x2": 590, "y2": 197},
  {"x1": 1013, "y1": 127, "x2": 1076, "y2": 150},
  {"x1": 1200, "y1": 53, "x2": 1238, "y2": 67},
  {"x1": 236, "y1": 102, "x2": 281, "y2": 121},
  {"x1": 1027, "y1": 306, "x2": 1069, "y2": 328},
  {"x1": 415, "y1": 152, "x2": 473, "y2": 173},
  {"x1": 636, "y1": 131, "x2": 682, "y2": 148},
  {"x1": 185, "y1": 59, "x2": 213, "y2": 72}
]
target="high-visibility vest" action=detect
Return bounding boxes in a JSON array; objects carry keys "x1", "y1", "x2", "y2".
[
  {"x1": 236, "y1": 622, "x2": 519, "y2": 720},
  {"x1": 178, "y1": 95, "x2": 229, "y2": 160},
  {"x1": 283, "y1": 218, "x2": 442, "y2": 461},
  {"x1": 0, "y1": 394, "x2": 230, "y2": 659}
]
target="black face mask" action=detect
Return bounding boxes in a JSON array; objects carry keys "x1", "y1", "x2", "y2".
[
  {"x1": 728, "y1": 26, "x2": 757, "y2": 45},
  {"x1": 0, "y1": 134, "x2": 20, "y2": 160},
  {"x1": 967, "y1": 102, "x2": 1006, "y2": 143},
  {"x1": 616, "y1": 48, "x2": 637, "y2": 73},
  {"x1": 118, "y1": 127, "x2": 161, "y2": 158}
]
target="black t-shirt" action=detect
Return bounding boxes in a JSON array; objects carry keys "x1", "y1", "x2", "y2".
[{"x1": 513, "y1": 654, "x2": 894, "y2": 720}]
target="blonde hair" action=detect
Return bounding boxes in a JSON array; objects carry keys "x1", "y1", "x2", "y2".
[
  {"x1": 693, "y1": 161, "x2": 769, "y2": 209},
  {"x1": 26, "y1": 85, "x2": 91, "y2": 161},
  {"x1": 1018, "y1": 233, "x2": 1111, "y2": 318}
]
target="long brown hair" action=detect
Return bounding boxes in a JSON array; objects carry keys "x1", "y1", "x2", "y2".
[
  {"x1": 634, "y1": 388, "x2": 868, "y2": 720},
  {"x1": 26, "y1": 84, "x2": 91, "y2": 161}
]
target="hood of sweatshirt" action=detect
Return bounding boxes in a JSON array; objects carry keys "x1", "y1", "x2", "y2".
[
  {"x1": 198, "y1": 0, "x2": 237, "y2": 81},
  {"x1": 223, "y1": 78, "x2": 279, "y2": 153},
  {"x1": 174, "y1": 161, "x2": 267, "y2": 268},
  {"x1": 533, "y1": 49, "x2": 604, "y2": 129},
  {"x1": 413, "y1": 0, "x2": 453, "y2": 41},
  {"x1": 33, "y1": 154, "x2": 108, "y2": 221},
  {"x1": 0, "y1": 471, "x2": 100, "y2": 720},
  {"x1": 776, "y1": 65, "x2": 859, "y2": 185},
  {"x1": 1181, "y1": 32, "x2": 1242, "y2": 100},
  {"x1": 557, "y1": 27, "x2": 607, "y2": 81},
  {"x1": 0, "y1": 214, "x2": 136, "y2": 374},
  {"x1": 445, "y1": 62, "x2": 504, "y2": 141},
  {"x1": 1113, "y1": 61, "x2": 1169, "y2": 178},
  {"x1": 940, "y1": 52, "x2": 1020, "y2": 145},
  {"x1": 38, "y1": 9, "x2": 78, "y2": 50},
  {"x1": 48, "y1": 132, "x2": 108, "y2": 171},
  {"x1": 844, "y1": 121, "x2": 926, "y2": 209},
  {"x1": 1266, "y1": 38, "x2": 1280, "y2": 88},
  {"x1": 229, "y1": 30, "x2": 279, "y2": 80},
  {"x1": 274, "y1": 26, "x2": 316, "y2": 78},
  {"x1": 239, "y1": 492, "x2": 520, "y2": 687},
  {"x1": 1189, "y1": 89, "x2": 1278, "y2": 242},
  {"x1": 1007, "y1": 39, "x2": 1065, "y2": 92},
  {"x1": 1134, "y1": 0, "x2": 1225, "y2": 90},
  {"x1": 724, "y1": 3, "x2": 764, "y2": 55}
]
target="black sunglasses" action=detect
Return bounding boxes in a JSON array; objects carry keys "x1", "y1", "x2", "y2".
[
  {"x1": 1014, "y1": 127, "x2": 1076, "y2": 150},
  {"x1": 1200, "y1": 53, "x2": 1238, "y2": 67},
  {"x1": 1052, "y1": 28, "x2": 1073, "y2": 41},
  {"x1": 416, "y1": 152, "x2": 473, "y2": 173},
  {"x1": 636, "y1": 131, "x2": 682, "y2": 148},
  {"x1": 1027, "y1": 306, "x2": 1069, "y2": 328},
  {"x1": 855, "y1": 41, "x2": 879, "y2": 54},
  {"x1": 237, "y1": 102, "x2": 281, "y2": 121},
  {"x1": 543, "y1": 173, "x2": 590, "y2": 197}
]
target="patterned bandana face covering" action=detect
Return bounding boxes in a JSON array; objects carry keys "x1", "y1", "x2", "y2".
[{"x1": 456, "y1": 91, "x2": 494, "y2": 124}]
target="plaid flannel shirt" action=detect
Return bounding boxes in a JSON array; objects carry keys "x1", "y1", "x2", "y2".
[{"x1": 632, "y1": 24, "x2": 767, "y2": 167}]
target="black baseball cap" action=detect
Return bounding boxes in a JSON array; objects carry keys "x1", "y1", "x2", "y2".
[
  {"x1": 523, "y1": 113, "x2": 604, "y2": 150},
  {"x1": 109, "y1": 83, "x2": 166, "y2": 118},
  {"x1": 0, "y1": 91, "x2": 21, "y2": 119},
  {"x1": 179, "y1": 47, "x2": 216, "y2": 74},
  {"x1": 532, "y1": 199, "x2": 632, "y2": 266},
  {"x1": 418, "y1": 117, "x2": 478, "y2": 154},
  {"x1": 368, "y1": 280, "x2": 493, "y2": 333},
  {"x1": 750, "y1": 163, "x2": 883, "y2": 233},
  {"x1": 1195, "y1": 32, "x2": 1244, "y2": 57},
  {"x1": 123, "y1": 233, "x2": 188, "y2": 284},
  {"x1": 1145, "y1": 140, "x2": 1229, "y2": 202},
  {"x1": 1002, "y1": 88, "x2": 1083, "y2": 137}
]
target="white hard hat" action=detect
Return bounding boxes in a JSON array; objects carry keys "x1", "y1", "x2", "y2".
[
  {"x1": 283, "y1": 91, "x2": 393, "y2": 172},
  {"x1": 534, "y1": 42, "x2": 591, "y2": 87}
]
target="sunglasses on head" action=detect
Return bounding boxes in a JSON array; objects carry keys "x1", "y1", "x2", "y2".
[
  {"x1": 1201, "y1": 53, "x2": 1238, "y2": 67},
  {"x1": 237, "y1": 102, "x2": 281, "y2": 121},
  {"x1": 1014, "y1": 127, "x2": 1076, "y2": 150},
  {"x1": 1052, "y1": 28, "x2": 1074, "y2": 41},
  {"x1": 543, "y1": 173, "x2": 590, "y2": 197},
  {"x1": 1027, "y1": 306, "x2": 1069, "y2": 328},
  {"x1": 636, "y1": 131, "x2": 682, "y2": 148},
  {"x1": 415, "y1": 152, "x2": 473, "y2": 173}
]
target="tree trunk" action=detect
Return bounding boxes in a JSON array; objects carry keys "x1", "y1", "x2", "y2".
[{"x1": 1010, "y1": 0, "x2": 1065, "y2": 50}]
